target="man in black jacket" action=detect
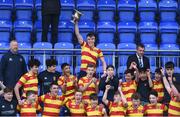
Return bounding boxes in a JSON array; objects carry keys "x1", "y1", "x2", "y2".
[
  {"x1": 127, "y1": 43, "x2": 150, "y2": 70},
  {"x1": 41, "y1": 0, "x2": 61, "y2": 44},
  {"x1": 0, "y1": 40, "x2": 27, "y2": 88}
]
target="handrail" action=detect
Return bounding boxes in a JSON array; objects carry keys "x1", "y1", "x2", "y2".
[{"x1": 0, "y1": 48, "x2": 180, "y2": 52}]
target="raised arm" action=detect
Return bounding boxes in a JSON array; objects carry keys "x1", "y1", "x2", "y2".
[
  {"x1": 102, "y1": 85, "x2": 111, "y2": 105},
  {"x1": 118, "y1": 86, "x2": 128, "y2": 107},
  {"x1": 168, "y1": 77, "x2": 179, "y2": 97},
  {"x1": 100, "y1": 57, "x2": 107, "y2": 76},
  {"x1": 147, "y1": 69, "x2": 153, "y2": 88},
  {"x1": 74, "y1": 21, "x2": 83, "y2": 45},
  {"x1": 161, "y1": 68, "x2": 171, "y2": 94}
]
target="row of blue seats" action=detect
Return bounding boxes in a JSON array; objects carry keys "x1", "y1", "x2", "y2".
[
  {"x1": 0, "y1": 20, "x2": 179, "y2": 44},
  {"x1": 0, "y1": 42, "x2": 179, "y2": 66},
  {"x1": 0, "y1": 42, "x2": 179, "y2": 75},
  {"x1": 0, "y1": 0, "x2": 179, "y2": 21}
]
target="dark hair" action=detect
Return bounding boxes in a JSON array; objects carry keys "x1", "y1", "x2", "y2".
[
  {"x1": 139, "y1": 68, "x2": 147, "y2": 73},
  {"x1": 155, "y1": 68, "x2": 162, "y2": 75},
  {"x1": 86, "y1": 32, "x2": 96, "y2": 38},
  {"x1": 136, "y1": 43, "x2": 145, "y2": 49},
  {"x1": 165, "y1": 61, "x2": 175, "y2": 69},
  {"x1": 46, "y1": 59, "x2": 57, "y2": 68},
  {"x1": 149, "y1": 90, "x2": 158, "y2": 97},
  {"x1": 89, "y1": 93, "x2": 98, "y2": 100},
  {"x1": 61, "y1": 63, "x2": 70, "y2": 70},
  {"x1": 28, "y1": 59, "x2": 40, "y2": 69},
  {"x1": 4, "y1": 87, "x2": 13, "y2": 93},
  {"x1": 114, "y1": 91, "x2": 120, "y2": 96},
  {"x1": 131, "y1": 93, "x2": 141, "y2": 100},
  {"x1": 75, "y1": 89, "x2": 83, "y2": 94},
  {"x1": 106, "y1": 65, "x2": 114, "y2": 70},
  {"x1": 124, "y1": 69, "x2": 134, "y2": 76},
  {"x1": 26, "y1": 90, "x2": 36, "y2": 97},
  {"x1": 87, "y1": 64, "x2": 95, "y2": 68},
  {"x1": 50, "y1": 82, "x2": 59, "y2": 88}
]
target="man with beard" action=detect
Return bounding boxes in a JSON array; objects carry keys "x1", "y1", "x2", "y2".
[{"x1": 0, "y1": 40, "x2": 27, "y2": 88}]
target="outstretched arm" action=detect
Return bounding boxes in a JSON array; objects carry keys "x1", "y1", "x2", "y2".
[
  {"x1": 102, "y1": 85, "x2": 111, "y2": 105},
  {"x1": 74, "y1": 21, "x2": 83, "y2": 45}
]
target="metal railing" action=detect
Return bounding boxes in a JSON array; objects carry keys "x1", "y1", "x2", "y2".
[{"x1": 0, "y1": 48, "x2": 180, "y2": 77}]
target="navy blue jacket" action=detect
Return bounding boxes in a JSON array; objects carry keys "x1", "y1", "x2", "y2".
[
  {"x1": 0, "y1": 97, "x2": 17, "y2": 116},
  {"x1": 0, "y1": 51, "x2": 27, "y2": 88}
]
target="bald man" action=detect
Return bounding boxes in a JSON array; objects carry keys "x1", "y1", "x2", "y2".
[{"x1": 0, "y1": 40, "x2": 27, "y2": 88}]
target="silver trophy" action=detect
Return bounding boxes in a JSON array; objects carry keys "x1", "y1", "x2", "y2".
[{"x1": 71, "y1": 9, "x2": 83, "y2": 24}]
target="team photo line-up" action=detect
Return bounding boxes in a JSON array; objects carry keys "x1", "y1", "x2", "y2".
[
  {"x1": 0, "y1": 0, "x2": 180, "y2": 116},
  {"x1": 0, "y1": 16, "x2": 180, "y2": 116}
]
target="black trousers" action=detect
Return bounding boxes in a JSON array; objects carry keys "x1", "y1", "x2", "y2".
[{"x1": 42, "y1": 13, "x2": 59, "y2": 44}]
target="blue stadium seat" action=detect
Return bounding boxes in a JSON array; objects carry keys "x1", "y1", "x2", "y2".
[
  {"x1": 97, "y1": 43, "x2": 116, "y2": 67},
  {"x1": 78, "y1": 21, "x2": 95, "y2": 42},
  {"x1": 118, "y1": 66, "x2": 127, "y2": 80},
  {"x1": 18, "y1": 42, "x2": 31, "y2": 64},
  {"x1": 139, "y1": 22, "x2": 158, "y2": 44},
  {"x1": 58, "y1": 21, "x2": 74, "y2": 43},
  {"x1": 77, "y1": 0, "x2": 96, "y2": 21},
  {"x1": 60, "y1": 0, "x2": 75, "y2": 21},
  {"x1": 33, "y1": 42, "x2": 52, "y2": 64},
  {"x1": 117, "y1": 43, "x2": 136, "y2": 66},
  {"x1": 118, "y1": 0, "x2": 136, "y2": 22},
  {"x1": 0, "y1": 20, "x2": 12, "y2": 43},
  {"x1": 35, "y1": 0, "x2": 41, "y2": 20},
  {"x1": 159, "y1": 22, "x2": 179, "y2": 44},
  {"x1": 144, "y1": 44, "x2": 158, "y2": 67},
  {"x1": 0, "y1": 42, "x2": 9, "y2": 61},
  {"x1": 34, "y1": 21, "x2": 51, "y2": 42},
  {"x1": 138, "y1": 0, "x2": 157, "y2": 21},
  {"x1": 75, "y1": 66, "x2": 81, "y2": 76},
  {"x1": 0, "y1": 0, "x2": 13, "y2": 20},
  {"x1": 54, "y1": 42, "x2": 74, "y2": 65},
  {"x1": 118, "y1": 22, "x2": 137, "y2": 43},
  {"x1": 97, "y1": 21, "x2": 116, "y2": 43},
  {"x1": 0, "y1": 42, "x2": 9, "y2": 53},
  {"x1": 97, "y1": 0, "x2": 116, "y2": 21},
  {"x1": 159, "y1": 0, "x2": 178, "y2": 21},
  {"x1": 15, "y1": 0, "x2": 33, "y2": 20},
  {"x1": 160, "y1": 44, "x2": 179, "y2": 67},
  {"x1": 14, "y1": 21, "x2": 32, "y2": 43},
  {"x1": 74, "y1": 45, "x2": 81, "y2": 67}
]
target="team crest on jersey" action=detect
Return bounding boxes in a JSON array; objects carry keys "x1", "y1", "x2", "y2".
[
  {"x1": 44, "y1": 77, "x2": 47, "y2": 80},
  {"x1": 2, "y1": 105, "x2": 5, "y2": 108},
  {"x1": 10, "y1": 104, "x2": 13, "y2": 109},
  {"x1": 173, "y1": 77, "x2": 176, "y2": 81},
  {"x1": 9, "y1": 58, "x2": 13, "y2": 61},
  {"x1": 53, "y1": 76, "x2": 56, "y2": 81},
  {"x1": 20, "y1": 58, "x2": 23, "y2": 62}
]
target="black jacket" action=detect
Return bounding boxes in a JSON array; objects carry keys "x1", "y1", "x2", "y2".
[
  {"x1": 42, "y1": 0, "x2": 61, "y2": 15},
  {"x1": 0, "y1": 51, "x2": 27, "y2": 88},
  {"x1": 127, "y1": 54, "x2": 150, "y2": 70},
  {"x1": 99, "y1": 76, "x2": 119, "y2": 101},
  {"x1": 0, "y1": 97, "x2": 17, "y2": 116}
]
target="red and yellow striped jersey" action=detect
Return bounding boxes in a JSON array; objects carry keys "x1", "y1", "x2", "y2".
[
  {"x1": 108, "y1": 101, "x2": 126, "y2": 116},
  {"x1": 38, "y1": 93, "x2": 64, "y2": 117},
  {"x1": 58, "y1": 75, "x2": 77, "y2": 100},
  {"x1": 17, "y1": 100, "x2": 41, "y2": 116},
  {"x1": 85, "y1": 105, "x2": 104, "y2": 116},
  {"x1": 168, "y1": 91, "x2": 180, "y2": 116},
  {"x1": 78, "y1": 77, "x2": 99, "y2": 103},
  {"x1": 152, "y1": 80, "x2": 164, "y2": 102},
  {"x1": 17, "y1": 73, "x2": 38, "y2": 97},
  {"x1": 80, "y1": 41, "x2": 103, "y2": 71},
  {"x1": 126, "y1": 105, "x2": 144, "y2": 117},
  {"x1": 121, "y1": 80, "x2": 137, "y2": 103},
  {"x1": 66, "y1": 100, "x2": 86, "y2": 116},
  {"x1": 144, "y1": 103, "x2": 167, "y2": 116}
]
